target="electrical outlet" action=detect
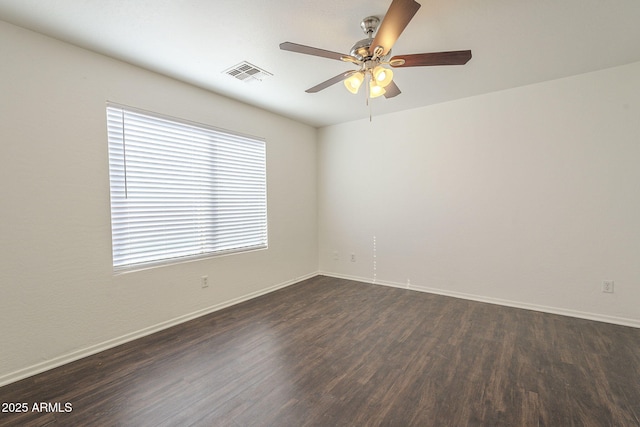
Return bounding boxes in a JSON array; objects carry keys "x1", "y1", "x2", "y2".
[
  {"x1": 201, "y1": 276, "x2": 209, "y2": 288},
  {"x1": 602, "y1": 280, "x2": 614, "y2": 293},
  {"x1": 350, "y1": 253, "x2": 356, "y2": 262}
]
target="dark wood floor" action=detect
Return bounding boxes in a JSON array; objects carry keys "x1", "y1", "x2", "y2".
[{"x1": 1, "y1": 276, "x2": 639, "y2": 426}]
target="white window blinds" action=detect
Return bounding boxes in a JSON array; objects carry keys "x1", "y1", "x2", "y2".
[{"x1": 106, "y1": 104, "x2": 267, "y2": 271}]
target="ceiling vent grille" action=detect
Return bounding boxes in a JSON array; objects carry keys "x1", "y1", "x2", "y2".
[{"x1": 224, "y1": 61, "x2": 273, "y2": 82}]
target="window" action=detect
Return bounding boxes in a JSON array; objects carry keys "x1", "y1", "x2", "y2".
[{"x1": 106, "y1": 104, "x2": 267, "y2": 271}]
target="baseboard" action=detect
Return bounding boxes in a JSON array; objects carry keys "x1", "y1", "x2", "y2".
[
  {"x1": 319, "y1": 271, "x2": 640, "y2": 329},
  {"x1": 0, "y1": 271, "x2": 319, "y2": 388}
]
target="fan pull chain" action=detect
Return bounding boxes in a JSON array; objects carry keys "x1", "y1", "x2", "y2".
[
  {"x1": 365, "y1": 73, "x2": 372, "y2": 122},
  {"x1": 365, "y1": 75, "x2": 370, "y2": 107}
]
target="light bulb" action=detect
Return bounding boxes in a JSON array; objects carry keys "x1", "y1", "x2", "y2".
[{"x1": 369, "y1": 82, "x2": 386, "y2": 98}]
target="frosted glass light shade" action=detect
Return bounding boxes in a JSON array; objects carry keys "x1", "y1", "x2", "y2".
[
  {"x1": 373, "y1": 66, "x2": 393, "y2": 88},
  {"x1": 344, "y1": 72, "x2": 364, "y2": 94}
]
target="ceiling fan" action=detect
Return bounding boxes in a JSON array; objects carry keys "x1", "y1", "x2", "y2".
[{"x1": 280, "y1": 0, "x2": 472, "y2": 100}]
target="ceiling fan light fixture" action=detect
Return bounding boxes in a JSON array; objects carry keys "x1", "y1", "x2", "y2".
[
  {"x1": 373, "y1": 65, "x2": 393, "y2": 88},
  {"x1": 344, "y1": 71, "x2": 364, "y2": 94}
]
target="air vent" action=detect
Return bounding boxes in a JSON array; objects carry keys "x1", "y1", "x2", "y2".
[{"x1": 223, "y1": 61, "x2": 273, "y2": 83}]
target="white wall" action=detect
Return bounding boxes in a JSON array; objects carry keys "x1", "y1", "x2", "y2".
[
  {"x1": 0, "y1": 21, "x2": 318, "y2": 385},
  {"x1": 318, "y1": 61, "x2": 640, "y2": 326}
]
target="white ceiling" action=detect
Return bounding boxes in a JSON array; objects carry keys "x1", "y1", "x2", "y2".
[{"x1": 1, "y1": 0, "x2": 640, "y2": 127}]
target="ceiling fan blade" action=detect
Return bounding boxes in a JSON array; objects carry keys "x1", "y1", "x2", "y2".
[
  {"x1": 306, "y1": 70, "x2": 357, "y2": 93},
  {"x1": 369, "y1": 0, "x2": 421, "y2": 57},
  {"x1": 280, "y1": 42, "x2": 347, "y2": 61},
  {"x1": 383, "y1": 81, "x2": 401, "y2": 98},
  {"x1": 390, "y1": 50, "x2": 472, "y2": 67}
]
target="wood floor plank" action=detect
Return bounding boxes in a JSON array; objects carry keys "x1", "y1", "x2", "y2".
[{"x1": 1, "y1": 275, "x2": 639, "y2": 426}]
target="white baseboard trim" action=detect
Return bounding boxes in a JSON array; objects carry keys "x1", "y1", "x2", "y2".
[
  {"x1": 319, "y1": 271, "x2": 640, "y2": 329},
  {"x1": 0, "y1": 272, "x2": 319, "y2": 388}
]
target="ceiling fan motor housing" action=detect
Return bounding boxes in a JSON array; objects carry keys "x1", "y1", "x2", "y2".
[
  {"x1": 350, "y1": 38, "x2": 373, "y2": 61},
  {"x1": 351, "y1": 16, "x2": 389, "y2": 61}
]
